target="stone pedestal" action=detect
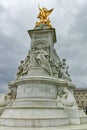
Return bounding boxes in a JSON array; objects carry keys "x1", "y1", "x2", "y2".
[{"x1": 0, "y1": 27, "x2": 87, "y2": 130}]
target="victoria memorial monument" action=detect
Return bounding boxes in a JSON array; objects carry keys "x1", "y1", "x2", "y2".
[{"x1": 0, "y1": 5, "x2": 87, "y2": 130}]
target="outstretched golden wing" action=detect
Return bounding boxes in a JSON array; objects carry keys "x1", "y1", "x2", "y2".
[{"x1": 45, "y1": 8, "x2": 54, "y2": 17}]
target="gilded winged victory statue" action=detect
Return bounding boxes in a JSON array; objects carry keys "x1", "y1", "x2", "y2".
[{"x1": 35, "y1": 5, "x2": 54, "y2": 28}]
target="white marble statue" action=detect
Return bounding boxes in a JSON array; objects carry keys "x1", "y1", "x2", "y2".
[
  {"x1": 31, "y1": 48, "x2": 52, "y2": 75},
  {"x1": 0, "y1": 82, "x2": 17, "y2": 107},
  {"x1": 36, "y1": 49, "x2": 51, "y2": 68},
  {"x1": 57, "y1": 87, "x2": 77, "y2": 107},
  {"x1": 16, "y1": 60, "x2": 24, "y2": 79},
  {"x1": 22, "y1": 55, "x2": 30, "y2": 76},
  {"x1": 61, "y1": 59, "x2": 71, "y2": 81},
  {"x1": 16, "y1": 53, "x2": 30, "y2": 79},
  {"x1": 0, "y1": 93, "x2": 12, "y2": 107}
]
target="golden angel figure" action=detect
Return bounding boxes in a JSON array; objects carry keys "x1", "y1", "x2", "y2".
[{"x1": 35, "y1": 5, "x2": 54, "y2": 28}]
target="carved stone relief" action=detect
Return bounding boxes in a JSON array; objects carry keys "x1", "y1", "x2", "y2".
[
  {"x1": 16, "y1": 40, "x2": 72, "y2": 81},
  {"x1": 57, "y1": 87, "x2": 77, "y2": 107},
  {"x1": 16, "y1": 52, "x2": 30, "y2": 79}
]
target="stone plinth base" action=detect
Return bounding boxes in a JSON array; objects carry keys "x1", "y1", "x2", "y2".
[
  {"x1": 0, "y1": 77, "x2": 87, "y2": 128},
  {"x1": 0, "y1": 124, "x2": 87, "y2": 130}
]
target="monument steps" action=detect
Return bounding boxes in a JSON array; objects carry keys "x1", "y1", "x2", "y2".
[
  {"x1": 0, "y1": 124, "x2": 87, "y2": 130},
  {"x1": 0, "y1": 107, "x2": 68, "y2": 118},
  {"x1": 0, "y1": 117, "x2": 70, "y2": 127},
  {"x1": 0, "y1": 115, "x2": 86, "y2": 127}
]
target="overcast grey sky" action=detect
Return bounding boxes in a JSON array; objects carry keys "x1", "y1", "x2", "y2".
[{"x1": 0, "y1": 0, "x2": 87, "y2": 94}]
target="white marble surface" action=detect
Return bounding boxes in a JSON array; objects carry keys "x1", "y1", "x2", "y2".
[
  {"x1": 0, "y1": 27, "x2": 87, "y2": 129},
  {"x1": 0, "y1": 124, "x2": 87, "y2": 130}
]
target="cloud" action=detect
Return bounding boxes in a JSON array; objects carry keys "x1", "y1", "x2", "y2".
[
  {"x1": 56, "y1": 1, "x2": 87, "y2": 88},
  {"x1": 0, "y1": 0, "x2": 87, "y2": 94}
]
